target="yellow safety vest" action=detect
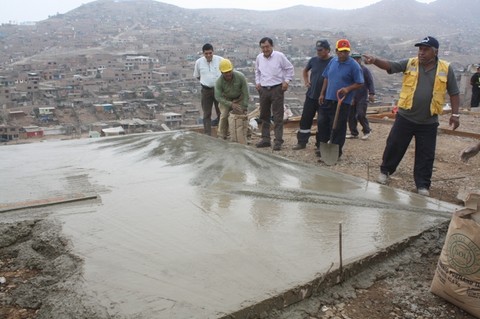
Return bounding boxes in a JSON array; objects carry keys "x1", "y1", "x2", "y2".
[{"x1": 398, "y1": 57, "x2": 449, "y2": 115}]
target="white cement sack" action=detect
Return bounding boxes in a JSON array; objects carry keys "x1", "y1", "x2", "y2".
[
  {"x1": 430, "y1": 208, "x2": 480, "y2": 318},
  {"x1": 228, "y1": 113, "x2": 248, "y2": 145}
]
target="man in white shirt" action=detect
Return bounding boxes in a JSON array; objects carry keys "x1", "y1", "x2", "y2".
[{"x1": 193, "y1": 43, "x2": 223, "y2": 135}]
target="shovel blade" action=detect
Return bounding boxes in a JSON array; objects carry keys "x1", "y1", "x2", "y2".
[{"x1": 319, "y1": 142, "x2": 339, "y2": 166}]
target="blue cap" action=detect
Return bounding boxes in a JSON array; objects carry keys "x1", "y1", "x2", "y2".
[
  {"x1": 316, "y1": 40, "x2": 330, "y2": 50},
  {"x1": 414, "y1": 36, "x2": 439, "y2": 49}
]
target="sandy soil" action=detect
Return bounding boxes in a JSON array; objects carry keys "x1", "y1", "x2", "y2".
[{"x1": 1, "y1": 111, "x2": 480, "y2": 319}]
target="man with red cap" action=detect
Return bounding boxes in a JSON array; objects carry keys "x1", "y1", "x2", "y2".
[
  {"x1": 317, "y1": 38, "x2": 364, "y2": 160},
  {"x1": 363, "y1": 36, "x2": 460, "y2": 196}
]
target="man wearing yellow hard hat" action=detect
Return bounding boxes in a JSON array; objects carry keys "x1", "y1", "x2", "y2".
[{"x1": 214, "y1": 59, "x2": 250, "y2": 142}]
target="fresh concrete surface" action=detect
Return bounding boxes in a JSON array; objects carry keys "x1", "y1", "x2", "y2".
[{"x1": 0, "y1": 131, "x2": 459, "y2": 318}]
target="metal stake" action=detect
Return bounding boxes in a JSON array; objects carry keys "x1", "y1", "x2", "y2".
[{"x1": 339, "y1": 222, "x2": 343, "y2": 282}]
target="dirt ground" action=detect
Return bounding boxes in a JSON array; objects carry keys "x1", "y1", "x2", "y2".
[
  {"x1": 1, "y1": 111, "x2": 480, "y2": 319},
  {"x1": 265, "y1": 111, "x2": 480, "y2": 206}
]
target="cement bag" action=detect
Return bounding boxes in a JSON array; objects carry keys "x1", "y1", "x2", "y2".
[
  {"x1": 430, "y1": 208, "x2": 480, "y2": 318},
  {"x1": 228, "y1": 113, "x2": 248, "y2": 144}
]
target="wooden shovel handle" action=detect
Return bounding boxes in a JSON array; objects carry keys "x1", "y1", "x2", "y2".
[{"x1": 332, "y1": 90, "x2": 346, "y2": 130}]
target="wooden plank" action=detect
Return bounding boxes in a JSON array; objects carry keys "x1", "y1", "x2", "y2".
[
  {"x1": 0, "y1": 194, "x2": 98, "y2": 213},
  {"x1": 438, "y1": 128, "x2": 480, "y2": 140},
  {"x1": 187, "y1": 111, "x2": 480, "y2": 140},
  {"x1": 367, "y1": 105, "x2": 396, "y2": 114}
]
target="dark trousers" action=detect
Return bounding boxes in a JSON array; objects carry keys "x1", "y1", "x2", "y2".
[
  {"x1": 380, "y1": 114, "x2": 438, "y2": 189},
  {"x1": 471, "y1": 89, "x2": 480, "y2": 108},
  {"x1": 201, "y1": 87, "x2": 220, "y2": 135},
  {"x1": 297, "y1": 96, "x2": 319, "y2": 146},
  {"x1": 348, "y1": 99, "x2": 371, "y2": 136},
  {"x1": 259, "y1": 86, "x2": 285, "y2": 146},
  {"x1": 317, "y1": 100, "x2": 350, "y2": 157}
]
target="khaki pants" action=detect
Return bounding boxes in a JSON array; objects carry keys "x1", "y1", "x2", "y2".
[{"x1": 217, "y1": 104, "x2": 231, "y2": 139}]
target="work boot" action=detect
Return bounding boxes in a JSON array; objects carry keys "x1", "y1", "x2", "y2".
[
  {"x1": 256, "y1": 140, "x2": 271, "y2": 148},
  {"x1": 377, "y1": 173, "x2": 389, "y2": 185},
  {"x1": 204, "y1": 118, "x2": 212, "y2": 136},
  {"x1": 292, "y1": 143, "x2": 306, "y2": 150},
  {"x1": 417, "y1": 188, "x2": 430, "y2": 196}
]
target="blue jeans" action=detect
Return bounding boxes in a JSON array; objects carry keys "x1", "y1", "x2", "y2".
[{"x1": 380, "y1": 114, "x2": 439, "y2": 189}]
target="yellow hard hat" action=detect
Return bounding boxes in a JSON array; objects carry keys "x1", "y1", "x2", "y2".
[{"x1": 219, "y1": 59, "x2": 233, "y2": 73}]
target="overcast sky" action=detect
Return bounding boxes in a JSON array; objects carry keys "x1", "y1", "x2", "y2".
[{"x1": 3, "y1": 0, "x2": 435, "y2": 24}]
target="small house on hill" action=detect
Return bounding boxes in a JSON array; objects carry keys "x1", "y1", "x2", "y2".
[
  {"x1": 101, "y1": 127, "x2": 125, "y2": 137},
  {"x1": 22, "y1": 126, "x2": 44, "y2": 138}
]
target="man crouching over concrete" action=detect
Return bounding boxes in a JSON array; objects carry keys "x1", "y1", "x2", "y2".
[{"x1": 215, "y1": 58, "x2": 250, "y2": 143}]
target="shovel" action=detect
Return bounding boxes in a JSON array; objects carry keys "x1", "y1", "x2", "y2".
[{"x1": 319, "y1": 91, "x2": 345, "y2": 166}]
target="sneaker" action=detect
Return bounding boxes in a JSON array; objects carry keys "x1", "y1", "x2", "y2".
[
  {"x1": 211, "y1": 118, "x2": 219, "y2": 126},
  {"x1": 361, "y1": 133, "x2": 370, "y2": 140},
  {"x1": 256, "y1": 140, "x2": 271, "y2": 148},
  {"x1": 292, "y1": 143, "x2": 306, "y2": 150},
  {"x1": 417, "y1": 188, "x2": 430, "y2": 196},
  {"x1": 377, "y1": 173, "x2": 389, "y2": 185},
  {"x1": 273, "y1": 144, "x2": 282, "y2": 151},
  {"x1": 346, "y1": 134, "x2": 358, "y2": 139}
]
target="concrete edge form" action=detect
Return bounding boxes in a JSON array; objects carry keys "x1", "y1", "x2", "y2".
[{"x1": 220, "y1": 222, "x2": 449, "y2": 319}]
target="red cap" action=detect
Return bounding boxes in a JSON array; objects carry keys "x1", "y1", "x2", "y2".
[{"x1": 336, "y1": 39, "x2": 351, "y2": 52}]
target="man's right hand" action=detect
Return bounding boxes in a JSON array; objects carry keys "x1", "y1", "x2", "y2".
[
  {"x1": 318, "y1": 94, "x2": 325, "y2": 105},
  {"x1": 231, "y1": 103, "x2": 245, "y2": 115}
]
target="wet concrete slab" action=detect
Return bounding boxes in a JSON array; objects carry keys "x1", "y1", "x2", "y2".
[{"x1": 0, "y1": 132, "x2": 460, "y2": 318}]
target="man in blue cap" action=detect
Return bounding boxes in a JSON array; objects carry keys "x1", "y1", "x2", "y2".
[
  {"x1": 363, "y1": 36, "x2": 460, "y2": 196},
  {"x1": 292, "y1": 40, "x2": 333, "y2": 150}
]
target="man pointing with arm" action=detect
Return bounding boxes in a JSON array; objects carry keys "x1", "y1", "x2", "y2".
[{"x1": 363, "y1": 36, "x2": 460, "y2": 196}]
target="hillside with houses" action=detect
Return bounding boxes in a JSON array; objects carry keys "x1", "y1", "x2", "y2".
[{"x1": 1, "y1": 0, "x2": 479, "y2": 142}]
